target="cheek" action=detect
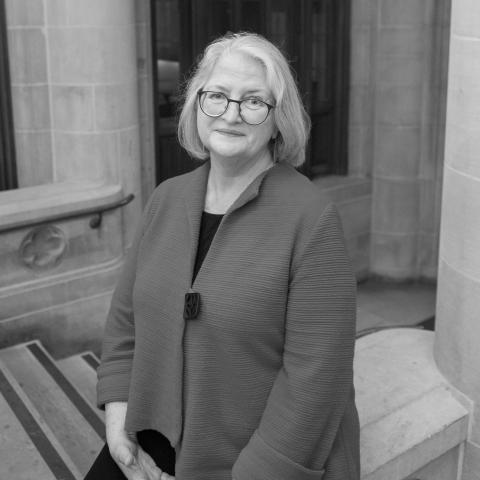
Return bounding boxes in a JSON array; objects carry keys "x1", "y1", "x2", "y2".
[
  {"x1": 196, "y1": 114, "x2": 210, "y2": 145},
  {"x1": 254, "y1": 123, "x2": 276, "y2": 148}
]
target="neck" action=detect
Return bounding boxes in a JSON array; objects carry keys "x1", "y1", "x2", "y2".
[{"x1": 205, "y1": 152, "x2": 273, "y2": 214}]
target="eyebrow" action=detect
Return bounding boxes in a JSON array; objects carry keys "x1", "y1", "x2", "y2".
[{"x1": 205, "y1": 85, "x2": 269, "y2": 97}]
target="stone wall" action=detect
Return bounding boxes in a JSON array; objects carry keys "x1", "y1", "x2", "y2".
[
  {"x1": 0, "y1": 0, "x2": 143, "y2": 357},
  {"x1": 435, "y1": 0, "x2": 480, "y2": 476},
  {"x1": 349, "y1": 0, "x2": 450, "y2": 281}
]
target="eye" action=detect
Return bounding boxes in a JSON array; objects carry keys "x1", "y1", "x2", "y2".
[
  {"x1": 243, "y1": 97, "x2": 266, "y2": 110},
  {"x1": 206, "y1": 91, "x2": 226, "y2": 102}
]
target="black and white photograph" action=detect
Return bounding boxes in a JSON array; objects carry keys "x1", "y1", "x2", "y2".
[{"x1": 0, "y1": 1, "x2": 478, "y2": 479}]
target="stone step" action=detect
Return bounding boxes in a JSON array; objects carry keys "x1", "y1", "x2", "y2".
[
  {"x1": 0, "y1": 358, "x2": 82, "y2": 479},
  {"x1": 0, "y1": 341, "x2": 105, "y2": 477},
  {"x1": 57, "y1": 351, "x2": 104, "y2": 420}
]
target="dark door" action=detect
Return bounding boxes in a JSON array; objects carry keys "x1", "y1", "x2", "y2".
[
  {"x1": 151, "y1": 0, "x2": 350, "y2": 183},
  {"x1": 0, "y1": 0, "x2": 18, "y2": 191}
]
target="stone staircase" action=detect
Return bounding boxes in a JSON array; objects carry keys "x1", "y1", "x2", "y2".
[
  {"x1": 0, "y1": 332, "x2": 471, "y2": 480},
  {"x1": 0, "y1": 341, "x2": 104, "y2": 479}
]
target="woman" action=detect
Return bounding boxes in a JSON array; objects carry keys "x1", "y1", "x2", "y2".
[{"x1": 86, "y1": 32, "x2": 360, "y2": 480}]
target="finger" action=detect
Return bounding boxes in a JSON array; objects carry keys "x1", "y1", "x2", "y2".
[
  {"x1": 131, "y1": 472, "x2": 148, "y2": 480},
  {"x1": 160, "y1": 473, "x2": 175, "y2": 480},
  {"x1": 114, "y1": 443, "x2": 137, "y2": 467},
  {"x1": 136, "y1": 447, "x2": 162, "y2": 480}
]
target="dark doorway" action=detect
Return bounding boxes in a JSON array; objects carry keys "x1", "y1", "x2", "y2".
[
  {"x1": 0, "y1": 0, "x2": 18, "y2": 191},
  {"x1": 151, "y1": 0, "x2": 350, "y2": 183}
]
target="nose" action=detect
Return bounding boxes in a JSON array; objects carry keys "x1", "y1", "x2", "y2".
[{"x1": 221, "y1": 100, "x2": 242, "y2": 123}]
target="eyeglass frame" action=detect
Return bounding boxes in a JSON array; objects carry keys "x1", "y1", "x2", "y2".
[{"x1": 197, "y1": 90, "x2": 275, "y2": 125}]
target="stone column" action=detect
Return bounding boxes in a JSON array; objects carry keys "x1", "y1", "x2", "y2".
[
  {"x1": 45, "y1": 0, "x2": 142, "y2": 243},
  {"x1": 434, "y1": 0, "x2": 480, "y2": 477},
  {"x1": 369, "y1": 0, "x2": 448, "y2": 280}
]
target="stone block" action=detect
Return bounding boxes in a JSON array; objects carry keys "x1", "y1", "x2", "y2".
[
  {"x1": 356, "y1": 329, "x2": 468, "y2": 480},
  {"x1": 417, "y1": 233, "x2": 440, "y2": 280},
  {"x1": 378, "y1": 27, "x2": 430, "y2": 57},
  {"x1": 351, "y1": 0, "x2": 376, "y2": 26},
  {"x1": 0, "y1": 210, "x2": 123, "y2": 289},
  {"x1": 54, "y1": 131, "x2": 118, "y2": 182},
  {"x1": 439, "y1": 166, "x2": 480, "y2": 280},
  {"x1": 135, "y1": 0, "x2": 149, "y2": 24},
  {"x1": 0, "y1": 291, "x2": 112, "y2": 359},
  {"x1": 350, "y1": 27, "x2": 372, "y2": 86},
  {"x1": 48, "y1": 26, "x2": 136, "y2": 84},
  {"x1": 463, "y1": 441, "x2": 480, "y2": 480},
  {"x1": 435, "y1": 261, "x2": 480, "y2": 445},
  {"x1": 447, "y1": 83, "x2": 480, "y2": 129},
  {"x1": 45, "y1": 0, "x2": 68, "y2": 25},
  {"x1": 379, "y1": 0, "x2": 430, "y2": 26},
  {"x1": 445, "y1": 122, "x2": 480, "y2": 181},
  {"x1": 11, "y1": 85, "x2": 51, "y2": 130},
  {"x1": 349, "y1": 85, "x2": 373, "y2": 126},
  {"x1": 451, "y1": 0, "x2": 480, "y2": 38},
  {"x1": 94, "y1": 82, "x2": 138, "y2": 130},
  {"x1": 417, "y1": 118, "x2": 445, "y2": 181},
  {"x1": 337, "y1": 195, "x2": 371, "y2": 238},
  {"x1": 418, "y1": 179, "x2": 439, "y2": 233},
  {"x1": 7, "y1": 28, "x2": 47, "y2": 84},
  {"x1": 14, "y1": 131, "x2": 53, "y2": 187},
  {"x1": 370, "y1": 232, "x2": 417, "y2": 278},
  {"x1": 377, "y1": 55, "x2": 424, "y2": 87},
  {"x1": 0, "y1": 256, "x2": 121, "y2": 321},
  {"x1": 65, "y1": 0, "x2": 134, "y2": 26},
  {"x1": 372, "y1": 178, "x2": 419, "y2": 233},
  {"x1": 312, "y1": 176, "x2": 372, "y2": 202},
  {"x1": 136, "y1": 22, "x2": 150, "y2": 77},
  {"x1": 376, "y1": 85, "x2": 423, "y2": 126},
  {"x1": 116, "y1": 127, "x2": 143, "y2": 243},
  {"x1": 138, "y1": 76, "x2": 154, "y2": 126},
  {"x1": 348, "y1": 125, "x2": 373, "y2": 177},
  {"x1": 345, "y1": 232, "x2": 370, "y2": 280},
  {"x1": 52, "y1": 85, "x2": 94, "y2": 132},
  {"x1": 374, "y1": 126, "x2": 420, "y2": 178},
  {"x1": 5, "y1": 0, "x2": 44, "y2": 26},
  {"x1": 448, "y1": 36, "x2": 480, "y2": 95},
  {"x1": 404, "y1": 446, "x2": 460, "y2": 480},
  {"x1": 0, "y1": 180, "x2": 123, "y2": 229}
]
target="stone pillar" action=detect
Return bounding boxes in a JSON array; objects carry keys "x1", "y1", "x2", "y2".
[
  {"x1": 45, "y1": 0, "x2": 142, "y2": 242},
  {"x1": 368, "y1": 0, "x2": 448, "y2": 280},
  {"x1": 434, "y1": 0, "x2": 480, "y2": 477}
]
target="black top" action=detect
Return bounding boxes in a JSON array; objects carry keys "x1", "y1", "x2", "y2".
[{"x1": 192, "y1": 211, "x2": 223, "y2": 282}]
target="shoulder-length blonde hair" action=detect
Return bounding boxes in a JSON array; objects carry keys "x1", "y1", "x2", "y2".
[{"x1": 177, "y1": 32, "x2": 311, "y2": 167}]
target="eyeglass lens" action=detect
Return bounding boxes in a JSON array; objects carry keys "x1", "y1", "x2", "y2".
[{"x1": 199, "y1": 92, "x2": 270, "y2": 125}]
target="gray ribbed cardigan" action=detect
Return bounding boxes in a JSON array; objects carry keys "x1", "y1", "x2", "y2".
[{"x1": 97, "y1": 161, "x2": 360, "y2": 480}]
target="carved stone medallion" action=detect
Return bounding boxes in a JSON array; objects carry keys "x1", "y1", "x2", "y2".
[{"x1": 19, "y1": 225, "x2": 67, "y2": 270}]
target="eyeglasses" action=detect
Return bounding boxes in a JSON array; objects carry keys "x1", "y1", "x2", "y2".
[{"x1": 197, "y1": 90, "x2": 275, "y2": 125}]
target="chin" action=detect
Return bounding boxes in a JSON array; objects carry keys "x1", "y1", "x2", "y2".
[{"x1": 209, "y1": 145, "x2": 247, "y2": 159}]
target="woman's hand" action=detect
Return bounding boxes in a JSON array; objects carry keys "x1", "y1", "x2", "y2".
[{"x1": 105, "y1": 402, "x2": 175, "y2": 480}]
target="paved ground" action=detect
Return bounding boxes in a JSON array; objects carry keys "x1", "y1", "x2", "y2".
[{"x1": 356, "y1": 279, "x2": 436, "y2": 335}]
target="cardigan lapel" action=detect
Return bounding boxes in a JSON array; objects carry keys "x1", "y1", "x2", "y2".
[
  {"x1": 225, "y1": 163, "x2": 277, "y2": 214},
  {"x1": 183, "y1": 161, "x2": 277, "y2": 223},
  {"x1": 182, "y1": 161, "x2": 278, "y2": 286},
  {"x1": 183, "y1": 162, "x2": 210, "y2": 286}
]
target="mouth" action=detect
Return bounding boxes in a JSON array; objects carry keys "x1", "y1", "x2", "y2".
[{"x1": 215, "y1": 129, "x2": 245, "y2": 137}]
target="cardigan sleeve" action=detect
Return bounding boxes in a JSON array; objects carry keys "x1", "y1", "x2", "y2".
[
  {"x1": 232, "y1": 203, "x2": 357, "y2": 480},
  {"x1": 96, "y1": 195, "x2": 156, "y2": 409}
]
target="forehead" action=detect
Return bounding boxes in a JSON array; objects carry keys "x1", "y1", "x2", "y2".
[{"x1": 204, "y1": 51, "x2": 269, "y2": 94}]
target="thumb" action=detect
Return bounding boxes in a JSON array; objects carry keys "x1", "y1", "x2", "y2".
[{"x1": 115, "y1": 442, "x2": 138, "y2": 467}]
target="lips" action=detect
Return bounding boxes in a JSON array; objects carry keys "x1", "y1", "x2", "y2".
[{"x1": 215, "y1": 129, "x2": 245, "y2": 136}]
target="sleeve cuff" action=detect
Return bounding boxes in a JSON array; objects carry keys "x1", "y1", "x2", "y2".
[
  {"x1": 232, "y1": 431, "x2": 325, "y2": 480},
  {"x1": 96, "y1": 367, "x2": 132, "y2": 409}
]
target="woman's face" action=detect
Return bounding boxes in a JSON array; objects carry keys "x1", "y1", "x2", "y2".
[{"x1": 197, "y1": 51, "x2": 277, "y2": 166}]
